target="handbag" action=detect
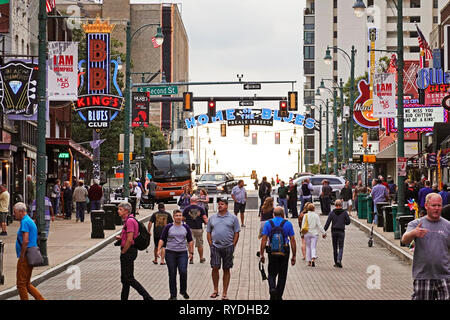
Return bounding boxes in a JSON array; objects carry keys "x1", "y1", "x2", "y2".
[
  {"x1": 300, "y1": 214, "x2": 309, "y2": 235},
  {"x1": 26, "y1": 246, "x2": 44, "y2": 267}
]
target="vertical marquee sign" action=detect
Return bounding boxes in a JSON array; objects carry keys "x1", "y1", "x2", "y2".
[{"x1": 75, "y1": 17, "x2": 124, "y2": 180}]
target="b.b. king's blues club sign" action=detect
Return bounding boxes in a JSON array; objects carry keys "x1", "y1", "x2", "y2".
[{"x1": 184, "y1": 108, "x2": 316, "y2": 129}]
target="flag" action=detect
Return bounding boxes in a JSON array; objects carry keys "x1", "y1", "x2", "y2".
[
  {"x1": 416, "y1": 24, "x2": 433, "y2": 60},
  {"x1": 46, "y1": 0, "x2": 55, "y2": 13},
  {"x1": 388, "y1": 54, "x2": 397, "y2": 72},
  {"x1": 90, "y1": 139, "x2": 106, "y2": 150},
  {"x1": 151, "y1": 37, "x2": 161, "y2": 48}
]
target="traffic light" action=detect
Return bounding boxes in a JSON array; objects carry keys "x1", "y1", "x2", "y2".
[
  {"x1": 252, "y1": 132, "x2": 257, "y2": 145},
  {"x1": 337, "y1": 129, "x2": 342, "y2": 141},
  {"x1": 279, "y1": 100, "x2": 288, "y2": 117},
  {"x1": 363, "y1": 155, "x2": 376, "y2": 163},
  {"x1": 183, "y1": 92, "x2": 193, "y2": 112},
  {"x1": 244, "y1": 124, "x2": 250, "y2": 137},
  {"x1": 362, "y1": 132, "x2": 368, "y2": 148},
  {"x1": 220, "y1": 124, "x2": 226, "y2": 137},
  {"x1": 275, "y1": 132, "x2": 280, "y2": 144},
  {"x1": 207, "y1": 99, "x2": 216, "y2": 119},
  {"x1": 288, "y1": 91, "x2": 298, "y2": 111}
]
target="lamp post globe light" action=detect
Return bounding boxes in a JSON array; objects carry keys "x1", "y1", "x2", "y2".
[
  {"x1": 352, "y1": 0, "x2": 406, "y2": 217},
  {"x1": 124, "y1": 22, "x2": 164, "y2": 197}
]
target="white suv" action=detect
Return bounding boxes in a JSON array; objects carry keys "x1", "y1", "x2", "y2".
[{"x1": 294, "y1": 175, "x2": 346, "y2": 202}]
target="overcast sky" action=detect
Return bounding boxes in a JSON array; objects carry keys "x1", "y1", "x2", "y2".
[{"x1": 132, "y1": 0, "x2": 307, "y2": 183}]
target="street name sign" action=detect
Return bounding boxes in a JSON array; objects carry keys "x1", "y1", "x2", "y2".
[
  {"x1": 137, "y1": 86, "x2": 178, "y2": 95},
  {"x1": 239, "y1": 100, "x2": 254, "y2": 106}
]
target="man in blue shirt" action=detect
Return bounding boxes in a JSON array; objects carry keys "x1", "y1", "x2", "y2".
[
  {"x1": 14, "y1": 202, "x2": 44, "y2": 300},
  {"x1": 371, "y1": 179, "x2": 389, "y2": 224},
  {"x1": 418, "y1": 181, "x2": 433, "y2": 213},
  {"x1": 259, "y1": 207, "x2": 296, "y2": 300}
]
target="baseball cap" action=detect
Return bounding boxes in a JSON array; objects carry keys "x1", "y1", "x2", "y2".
[{"x1": 217, "y1": 197, "x2": 228, "y2": 205}]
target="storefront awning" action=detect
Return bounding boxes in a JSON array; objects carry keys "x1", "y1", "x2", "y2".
[
  {"x1": 0, "y1": 143, "x2": 18, "y2": 152},
  {"x1": 46, "y1": 138, "x2": 94, "y2": 161},
  {"x1": 376, "y1": 142, "x2": 396, "y2": 159}
]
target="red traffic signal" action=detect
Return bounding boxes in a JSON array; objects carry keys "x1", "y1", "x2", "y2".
[
  {"x1": 252, "y1": 132, "x2": 257, "y2": 145},
  {"x1": 275, "y1": 132, "x2": 280, "y2": 144},
  {"x1": 207, "y1": 99, "x2": 216, "y2": 120},
  {"x1": 279, "y1": 100, "x2": 288, "y2": 117}
]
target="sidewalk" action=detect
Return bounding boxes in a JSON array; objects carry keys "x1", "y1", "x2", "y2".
[
  {"x1": 0, "y1": 206, "x2": 155, "y2": 299},
  {"x1": 349, "y1": 211, "x2": 414, "y2": 264}
]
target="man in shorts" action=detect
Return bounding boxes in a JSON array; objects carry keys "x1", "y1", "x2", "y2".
[
  {"x1": 0, "y1": 184, "x2": 10, "y2": 236},
  {"x1": 402, "y1": 193, "x2": 450, "y2": 300},
  {"x1": 182, "y1": 196, "x2": 208, "y2": 264},
  {"x1": 206, "y1": 198, "x2": 240, "y2": 300},
  {"x1": 231, "y1": 179, "x2": 247, "y2": 227}
]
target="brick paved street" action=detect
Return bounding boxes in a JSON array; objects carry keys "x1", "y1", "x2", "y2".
[{"x1": 8, "y1": 204, "x2": 413, "y2": 300}]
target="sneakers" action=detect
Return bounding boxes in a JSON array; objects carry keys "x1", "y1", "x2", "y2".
[
  {"x1": 0, "y1": 231, "x2": 7, "y2": 236},
  {"x1": 168, "y1": 296, "x2": 177, "y2": 300},
  {"x1": 337, "y1": 262, "x2": 343, "y2": 268},
  {"x1": 181, "y1": 292, "x2": 190, "y2": 299}
]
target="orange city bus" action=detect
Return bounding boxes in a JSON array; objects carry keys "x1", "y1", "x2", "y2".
[{"x1": 150, "y1": 149, "x2": 196, "y2": 202}]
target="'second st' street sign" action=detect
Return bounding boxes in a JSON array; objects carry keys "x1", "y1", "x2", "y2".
[
  {"x1": 137, "y1": 85, "x2": 178, "y2": 95},
  {"x1": 243, "y1": 83, "x2": 261, "y2": 90}
]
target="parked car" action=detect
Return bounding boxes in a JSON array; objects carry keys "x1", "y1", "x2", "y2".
[
  {"x1": 195, "y1": 172, "x2": 238, "y2": 198},
  {"x1": 294, "y1": 175, "x2": 346, "y2": 203}
]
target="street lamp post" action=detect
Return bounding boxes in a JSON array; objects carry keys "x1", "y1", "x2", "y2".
[
  {"x1": 319, "y1": 83, "x2": 339, "y2": 175},
  {"x1": 324, "y1": 45, "x2": 357, "y2": 182},
  {"x1": 352, "y1": 0, "x2": 405, "y2": 216},
  {"x1": 124, "y1": 22, "x2": 163, "y2": 197}
]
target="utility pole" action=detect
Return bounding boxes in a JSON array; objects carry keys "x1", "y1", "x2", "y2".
[
  {"x1": 333, "y1": 89, "x2": 338, "y2": 175},
  {"x1": 326, "y1": 99, "x2": 330, "y2": 175},
  {"x1": 37, "y1": 0, "x2": 48, "y2": 265}
]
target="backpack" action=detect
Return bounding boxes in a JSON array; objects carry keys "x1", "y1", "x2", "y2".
[
  {"x1": 388, "y1": 183, "x2": 396, "y2": 194},
  {"x1": 127, "y1": 216, "x2": 150, "y2": 251},
  {"x1": 268, "y1": 219, "x2": 288, "y2": 255}
]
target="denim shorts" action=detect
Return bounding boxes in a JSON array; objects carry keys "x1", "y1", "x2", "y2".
[{"x1": 0, "y1": 212, "x2": 8, "y2": 223}]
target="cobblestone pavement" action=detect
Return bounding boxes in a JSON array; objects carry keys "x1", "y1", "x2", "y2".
[{"x1": 8, "y1": 205, "x2": 413, "y2": 300}]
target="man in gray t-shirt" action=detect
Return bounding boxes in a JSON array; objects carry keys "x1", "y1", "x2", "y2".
[
  {"x1": 206, "y1": 198, "x2": 240, "y2": 300},
  {"x1": 402, "y1": 193, "x2": 450, "y2": 300}
]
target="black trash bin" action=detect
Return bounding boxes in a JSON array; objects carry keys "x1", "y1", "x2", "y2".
[
  {"x1": 383, "y1": 205, "x2": 394, "y2": 232},
  {"x1": 129, "y1": 196, "x2": 137, "y2": 215},
  {"x1": 0, "y1": 240, "x2": 4, "y2": 285},
  {"x1": 103, "y1": 204, "x2": 116, "y2": 230},
  {"x1": 110, "y1": 201, "x2": 123, "y2": 225},
  {"x1": 376, "y1": 202, "x2": 389, "y2": 228},
  {"x1": 91, "y1": 210, "x2": 105, "y2": 239},
  {"x1": 397, "y1": 215, "x2": 415, "y2": 247}
]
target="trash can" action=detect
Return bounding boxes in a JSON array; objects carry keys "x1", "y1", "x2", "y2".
[
  {"x1": 366, "y1": 196, "x2": 373, "y2": 223},
  {"x1": 392, "y1": 205, "x2": 400, "y2": 239},
  {"x1": 383, "y1": 205, "x2": 394, "y2": 232},
  {"x1": 91, "y1": 210, "x2": 105, "y2": 239},
  {"x1": 129, "y1": 196, "x2": 137, "y2": 215},
  {"x1": 103, "y1": 204, "x2": 116, "y2": 230},
  {"x1": 397, "y1": 215, "x2": 415, "y2": 247},
  {"x1": 376, "y1": 202, "x2": 389, "y2": 228},
  {"x1": 0, "y1": 240, "x2": 4, "y2": 285},
  {"x1": 358, "y1": 193, "x2": 367, "y2": 219}
]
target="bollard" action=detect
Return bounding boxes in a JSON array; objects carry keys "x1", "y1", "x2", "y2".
[
  {"x1": 398, "y1": 215, "x2": 415, "y2": 247},
  {"x1": 0, "y1": 240, "x2": 4, "y2": 284},
  {"x1": 91, "y1": 210, "x2": 105, "y2": 239},
  {"x1": 383, "y1": 205, "x2": 394, "y2": 232},
  {"x1": 392, "y1": 205, "x2": 400, "y2": 239},
  {"x1": 376, "y1": 202, "x2": 389, "y2": 228}
]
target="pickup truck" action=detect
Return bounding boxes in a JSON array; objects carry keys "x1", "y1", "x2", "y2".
[{"x1": 195, "y1": 172, "x2": 238, "y2": 197}]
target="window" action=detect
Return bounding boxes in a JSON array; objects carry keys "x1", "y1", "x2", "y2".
[
  {"x1": 333, "y1": 0, "x2": 337, "y2": 9},
  {"x1": 433, "y1": 0, "x2": 438, "y2": 8},
  {"x1": 306, "y1": 135, "x2": 315, "y2": 149},
  {"x1": 304, "y1": 61, "x2": 314, "y2": 74},
  {"x1": 328, "y1": 178, "x2": 342, "y2": 185},
  {"x1": 410, "y1": 46, "x2": 420, "y2": 53},
  {"x1": 304, "y1": 31, "x2": 314, "y2": 44},
  {"x1": 333, "y1": 31, "x2": 337, "y2": 38},
  {"x1": 368, "y1": 0, "x2": 374, "y2": 6},
  {"x1": 304, "y1": 91, "x2": 314, "y2": 105},
  {"x1": 410, "y1": 16, "x2": 421, "y2": 23},
  {"x1": 433, "y1": 16, "x2": 438, "y2": 24},
  {"x1": 410, "y1": 31, "x2": 418, "y2": 38},
  {"x1": 410, "y1": 0, "x2": 420, "y2": 8},
  {"x1": 304, "y1": 16, "x2": 314, "y2": 30},
  {"x1": 334, "y1": 60, "x2": 338, "y2": 71},
  {"x1": 304, "y1": 46, "x2": 314, "y2": 59},
  {"x1": 333, "y1": 16, "x2": 337, "y2": 23}
]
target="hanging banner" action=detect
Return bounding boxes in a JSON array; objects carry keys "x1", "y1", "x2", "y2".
[
  {"x1": 373, "y1": 73, "x2": 396, "y2": 118},
  {"x1": 0, "y1": 0, "x2": 9, "y2": 33},
  {"x1": 132, "y1": 92, "x2": 150, "y2": 127},
  {"x1": 0, "y1": 60, "x2": 38, "y2": 120},
  {"x1": 48, "y1": 41, "x2": 78, "y2": 101}
]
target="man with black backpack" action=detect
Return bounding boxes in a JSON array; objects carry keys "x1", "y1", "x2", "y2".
[
  {"x1": 259, "y1": 207, "x2": 296, "y2": 300},
  {"x1": 115, "y1": 201, "x2": 153, "y2": 300}
]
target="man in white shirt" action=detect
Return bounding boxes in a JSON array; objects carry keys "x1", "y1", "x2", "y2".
[{"x1": 133, "y1": 182, "x2": 142, "y2": 214}]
